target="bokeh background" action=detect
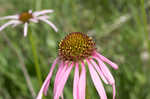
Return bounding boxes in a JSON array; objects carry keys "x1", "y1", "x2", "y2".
[{"x1": 0, "y1": 0, "x2": 150, "y2": 99}]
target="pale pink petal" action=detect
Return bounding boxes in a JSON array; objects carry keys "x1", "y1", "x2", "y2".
[
  {"x1": 36, "y1": 58, "x2": 59, "y2": 99},
  {"x1": 38, "y1": 17, "x2": 58, "y2": 32},
  {"x1": 73, "y1": 63, "x2": 79, "y2": 99},
  {"x1": 54, "y1": 62, "x2": 67, "y2": 94},
  {"x1": 11, "y1": 21, "x2": 22, "y2": 27},
  {"x1": 54, "y1": 63, "x2": 73, "y2": 99},
  {"x1": 93, "y1": 56, "x2": 115, "y2": 85},
  {"x1": 90, "y1": 59, "x2": 108, "y2": 84},
  {"x1": 0, "y1": 20, "x2": 20, "y2": 32},
  {"x1": 94, "y1": 51, "x2": 118, "y2": 70},
  {"x1": 0, "y1": 15, "x2": 19, "y2": 20},
  {"x1": 37, "y1": 15, "x2": 50, "y2": 19},
  {"x1": 78, "y1": 61, "x2": 86, "y2": 99},
  {"x1": 24, "y1": 23, "x2": 28, "y2": 37},
  {"x1": 33, "y1": 10, "x2": 54, "y2": 17},
  {"x1": 86, "y1": 59, "x2": 107, "y2": 99},
  {"x1": 29, "y1": 18, "x2": 39, "y2": 23},
  {"x1": 29, "y1": 10, "x2": 32, "y2": 14}
]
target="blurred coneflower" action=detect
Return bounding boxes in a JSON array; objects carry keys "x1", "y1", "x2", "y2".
[
  {"x1": 37, "y1": 32, "x2": 118, "y2": 99},
  {"x1": 0, "y1": 9, "x2": 58, "y2": 37}
]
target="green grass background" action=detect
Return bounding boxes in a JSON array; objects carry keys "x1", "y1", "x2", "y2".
[{"x1": 0, "y1": 0, "x2": 150, "y2": 99}]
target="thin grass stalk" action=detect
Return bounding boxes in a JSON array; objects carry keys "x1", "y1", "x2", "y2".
[
  {"x1": 35, "y1": 0, "x2": 42, "y2": 10},
  {"x1": 1, "y1": 33, "x2": 36, "y2": 98},
  {"x1": 140, "y1": 0, "x2": 150, "y2": 53}
]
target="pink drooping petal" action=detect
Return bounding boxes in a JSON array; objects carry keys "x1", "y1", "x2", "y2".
[
  {"x1": 36, "y1": 58, "x2": 59, "y2": 99},
  {"x1": 54, "y1": 61, "x2": 64, "y2": 86},
  {"x1": 43, "y1": 58, "x2": 60, "y2": 96},
  {"x1": 54, "y1": 62, "x2": 67, "y2": 94},
  {"x1": 0, "y1": 15, "x2": 19, "y2": 20},
  {"x1": 94, "y1": 51, "x2": 118, "y2": 70},
  {"x1": 78, "y1": 62, "x2": 86, "y2": 99},
  {"x1": 90, "y1": 59, "x2": 108, "y2": 84},
  {"x1": 24, "y1": 23, "x2": 28, "y2": 37},
  {"x1": 93, "y1": 56, "x2": 115, "y2": 85},
  {"x1": 33, "y1": 9, "x2": 54, "y2": 17},
  {"x1": 54, "y1": 63, "x2": 73, "y2": 99},
  {"x1": 91, "y1": 58, "x2": 116, "y2": 99},
  {"x1": 73, "y1": 63, "x2": 79, "y2": 99},
  {"x1": 38, "y1": 17, "x2": 58, "y2": 32},
  {"x1": 93, "y1": 56, "x2": 116, "y2": 99},
  {"x1": 0, "y1": 20, "x2": 20, "y2": 32},
  {"x1": 87, "y1": 59, "x2": 107, "y2": 99},
  {"x1": 112, "y1": 84, "x2": 116, "y2": 99},
  {"x1": 61, "y1": 94, "x2": 64, "y2": 99}
]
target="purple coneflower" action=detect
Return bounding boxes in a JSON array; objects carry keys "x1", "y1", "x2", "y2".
[
  {"x1": 0, "y1": 10, "x2": 58, "y2": 37},
  {"x1": 37, "y1": 32, "x2": 118, "y2": 99}
]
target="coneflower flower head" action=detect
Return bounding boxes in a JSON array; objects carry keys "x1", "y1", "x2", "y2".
[
  {"x1": 37, "y1": 32, "x2": 118, "y2": 99},
  {"x1": 19, "y1": 12, "x2": 33, "y2": 23},
  {"x1": 0, "y1": 10, "x2": 58, "y2": 37},
  {"x1": 59, "y1": 32, "x2": 95, "y2": 61}
]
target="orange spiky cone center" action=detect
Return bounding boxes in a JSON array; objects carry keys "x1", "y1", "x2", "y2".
[{"x1": 58, "y1": 32, "x2": 96, "y2": 62}]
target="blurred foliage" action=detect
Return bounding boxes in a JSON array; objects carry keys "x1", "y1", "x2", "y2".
[{"x1": 0, "y1": 0, "x2": 150, "y2": 99}]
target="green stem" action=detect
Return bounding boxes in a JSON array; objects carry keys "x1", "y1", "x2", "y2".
[
  {"x1": 28, "y1": 28, "x2": 42, "y2": 86},
  {"x1": 140, "y1": 0, "x2": 150, "y2": 53},
  {"x1": 86, "y1": 83, "x2": 90, "y2": 99},
  {"x1": 85, "y1": 64, "x2": 91, "y2": 99}
]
